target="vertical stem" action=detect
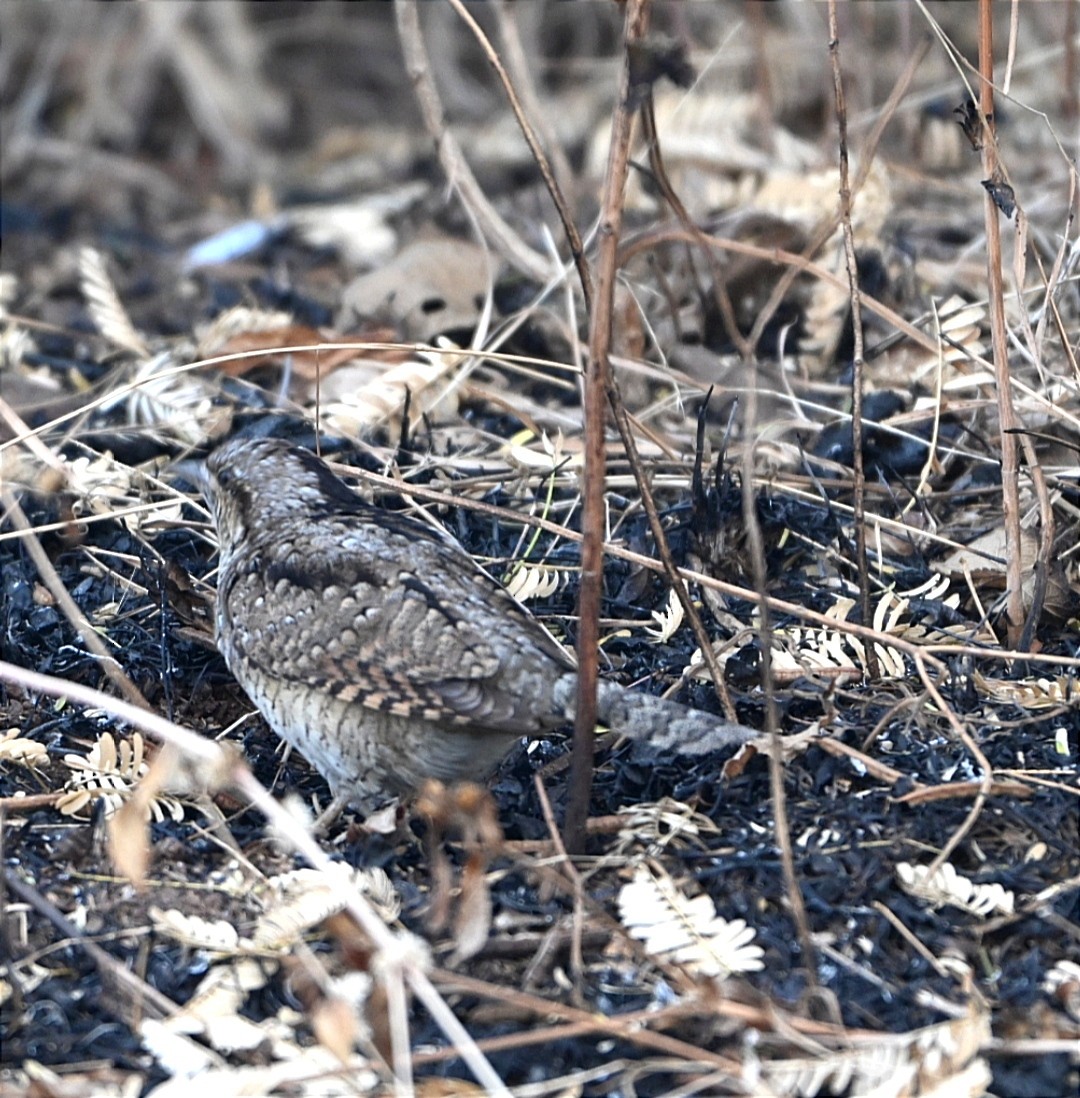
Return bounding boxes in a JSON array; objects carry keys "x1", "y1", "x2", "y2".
[
  {"x1": 564, "y1": 0, "x2": 651, "y2": 855},
  {"x1": 828, "y1": 0, "x2": 876, "y2": 678},
  {"x1": 978, "y1": 0, "x2": 1026, "y2": 649}
]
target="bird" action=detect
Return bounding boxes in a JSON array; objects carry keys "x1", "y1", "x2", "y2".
[{"x1": 197, "y1": 436, "x2": 757, "y2": 816}]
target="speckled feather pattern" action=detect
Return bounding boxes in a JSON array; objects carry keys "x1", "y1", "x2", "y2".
[{"x1": 202, "y1": 438, "x2": 756, "y2": 810}]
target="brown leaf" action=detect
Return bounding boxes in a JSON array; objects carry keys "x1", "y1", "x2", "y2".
[
  {"x1": 108, "y1": 797, "x2": 151, "y2": 889},
  {"x1": 311, "y1": 995, "x2": 359, "y2": 1064},
  {"x1": 338, "y1": 237, "x2": 491, "y2": 343},
  {"x1": 450, "y1": 854, "x2": 492, "y2": 963},
  {"x1": 215, "y1": 324, "x2": 400, "y2": 381},
  {"x1": 365, "y1": 980, "x2": 392, "y2": 1066},
  {"x1": 325, "y1": 912, "x2": 374, "y2": 971},
  {"x1": 106, "y1": 741, "x2": 184, "y2": 887}
]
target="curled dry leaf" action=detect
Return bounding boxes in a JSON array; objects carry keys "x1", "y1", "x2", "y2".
[
  {"x1": 933, "y1": 526, "x2": 1070, "y2": 617},
  {"x1": 935, "y1": 526, "x2": 1036, "y2": 585},
  {"x1": 504, "y1": 428, "x2": 584, "y2": 472},
  {"x1": 139, "y1": 1019, "x2": 223, "y2": 1078},
  {"x1": 311, "y1": 994, "x2": 360, "y2": 1065},
  {"x1": 417, "y1": 780, "x2": 502, "y2": 961},
  {"x1": 449, "y1": 855, "x2": 492, "y2": 965},
  {"x1": 108, "y1": 796, "x2": 152, "y2": 889},
  {"x1": 160, "y1": 958, "x2": 275, "y2": 1054},
  {"x1": 337, "y1": 236, "x2": 492, "y2": 343},
  {"x1": 0, "y1": 728, "x2": 48, "y2": 768},
  {"x1": 108, "y1": 742, "x2": 192, "y2": 888}
]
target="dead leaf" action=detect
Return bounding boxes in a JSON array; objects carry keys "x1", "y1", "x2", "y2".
[
  {"x1": 338, "y1": 236, "x2": 492, "y2": 343},
  {"x1": 311, "y1": 995, "x2": 359, "y2": 1064},
  {"x1": 450, "y1": 855, "x2": 493, "y2": 964},
  {"x1": 108, "y1": 797, "x2": 151, "y2": 889},
  {"x1": 215, "y1": 325, "x2": 389, "y2": 381}
]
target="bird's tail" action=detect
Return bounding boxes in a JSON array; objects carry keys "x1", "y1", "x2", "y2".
[{"x1": 553, "y1": 674, "x2": 758, "y2": 753}]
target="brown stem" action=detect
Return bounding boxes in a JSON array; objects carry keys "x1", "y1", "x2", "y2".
[
  {"x1": 828, "y1": 2, "x2": 876, "y2": 678},
  {"x1": 448, "y1": 0, "x2": 592, "y2": 314},
  {"x1": 740, "y1": 331, "x2": 816, "y2": 988},
  {"x1": 393, "y1": 0, "x2": 551, "y2": 283},
  {"x1": 978, "y1": 0, "x2": 1025, "y2": 650},
  {"x1": 564, "y1": 0, "x2": 651, "y2": 856}
]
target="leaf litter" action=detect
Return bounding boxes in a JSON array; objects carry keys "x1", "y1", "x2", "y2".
[{"x1": 1, "y1": 3, "x2": 1077, "y2": 1096}]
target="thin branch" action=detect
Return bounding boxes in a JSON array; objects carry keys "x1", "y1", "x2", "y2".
[
  {"x1": 978, "y1": 0, "x2": 1026, "y2": 649},
  {"x1": 1, "y1": 484, "x2": 150, "y2": 709},
  {"x1": 564, "y1": 0, "x2": 651, "y2": 855},
  {"x1": 915, "y1": 655, "x2": 994, "y2": 878},
  {"x1": 828, "y1": 0, "x2": 877, "y2": 678},
  {"x1": 3, "y1": 867, "x2": 180, "y2": 1025},
  {"x1": 393, "y1": 0, "x2": 552, "y2": 284},
  {"x1": 605, "y1": 402, "x2": 739, "y2": 723},
  {"x1": 447, "y1": 0, "x2": 593, "y2": 313},
  {"x1": 743, "y1": 33, "x2": 931, "y2": 357},
  {"x1": 344, "y1": 463, "x2": 1080, "y2": 673},
  {"x1": 740, "y1": 343, "x2": 816, "y2": 988},
  {"x1": 490, "y1": 0, "x2": 577, "y2": 202}
]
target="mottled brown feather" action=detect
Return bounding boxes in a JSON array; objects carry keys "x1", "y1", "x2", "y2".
[{"x1": 201, "y1": 437, "x2": 756, "y2": 810}]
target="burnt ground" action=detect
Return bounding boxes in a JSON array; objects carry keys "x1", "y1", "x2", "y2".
[{"x1": 1, "y1": 3, "x2": 1078, "y2": 1096}]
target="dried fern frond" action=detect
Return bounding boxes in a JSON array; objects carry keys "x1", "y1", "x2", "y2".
[
  {"x1": 616, "y1": 798, "x2": 719, "y2": 855},
  {"x1": 253, "y1": 864, "x2": 400, "y2": 950},
  {"x1": 618, "y1": 865, "x2": 764, "y2": 979},
  {"x1": 644, "y1": 586, "x2": 685, "y2": 644},
  {"x1": 61, "y1": 450, "x2": 184, "y2": 534},
  {"x1": 125, "y1": 348, "x2": 233, "y2": 447},
  {"x1": 150, "y1": 907, "x2": 244, "y2": 955},
  {"x1": 59, "y1": 732, "x2": 185, "y2": 822},
  {"x1": 897, "y1": 861, "x2": 1014, "y2": 918},
  {"x1": 504, "y1": 563, "x2": 562, "y2": 603},
  {"x1": 764, "y1": 573, "x2": 995, "y2": 684},
  {"x1": 761, "y1": 1007, "x2": 991, "y2": 1098},
  {"x1": 320, "y1": 339, "x2": 464, "y2": 434},
  {"x1": 195, "y1": 306, "x2": 296, "y2": 356},
  {"x1": 78, "y1": 246, "x2": 148, "y2": 357},
  {"x1": 973, "y1": 672, "x2": 1078, "y2": 710}
]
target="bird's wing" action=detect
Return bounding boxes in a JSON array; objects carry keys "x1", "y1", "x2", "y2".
[{"x1": 221, "y1": 527, "x2": 571, "y2": 736}]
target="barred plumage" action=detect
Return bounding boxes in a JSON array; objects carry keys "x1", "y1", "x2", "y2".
[{"x1": 200, "y1": 437, "x2": 756, "y2": 813}]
